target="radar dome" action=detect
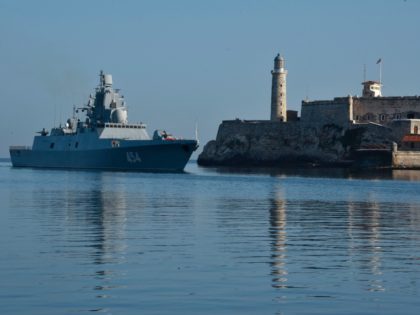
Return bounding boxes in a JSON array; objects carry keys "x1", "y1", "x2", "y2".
[
  {"x1": 104, "y1": 74, "x2": 113, "y2": 86},
  {"x1": 111, "y1": 108, "x2": 128, "y2": 124}
]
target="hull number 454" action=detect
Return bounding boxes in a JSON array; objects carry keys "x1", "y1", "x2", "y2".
[{"x1": 127, "y1": 152, "x2": 142, "y2": 163}]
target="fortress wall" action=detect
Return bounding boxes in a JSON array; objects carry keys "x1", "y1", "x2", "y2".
[
  {"x1": 199, "y1": 120, "x2": 350, "y2": 166},
  {"x1": 353, "y1": 97, "x2": 420, "y2": 124},
  {"x1": 393, "y1": 151, "x2": 420, "y2": 169},
  {"x1": 216, "y1": 120, "x2": 297, "y2": 141},
  {"x1": 301, "y1": 97, "x2": 352, "y2": 127},
  {"x1": 348, "y1": 123, "x2": 396, "y2": 148},
  {"x1": 216, "y1": 120, "x2": 303, "y2": 155}
]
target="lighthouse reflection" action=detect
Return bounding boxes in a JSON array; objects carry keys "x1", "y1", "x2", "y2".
[
  {"x1": 267, "y1": 183, "x2": 391, "y2": 294},
  {"x1": 269, "y1": 187, "x2": 288, "y2": 289}
]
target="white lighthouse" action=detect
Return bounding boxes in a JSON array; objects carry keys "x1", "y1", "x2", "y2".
[{"x1": 270, "y1": 54, "x2": 288, "y2": 121}]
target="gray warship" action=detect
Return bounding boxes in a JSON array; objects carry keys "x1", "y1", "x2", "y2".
[{"x1": 9, "y1": 71, "x2": 198, "y2": 171}]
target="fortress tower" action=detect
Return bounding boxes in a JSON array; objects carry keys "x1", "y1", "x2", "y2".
[
  {"x1": 362, "y1": 80, "x2": 382, "y2": 98},
  {"x1": 271, "y1": 54, "x2": 288, "y2": 121}
]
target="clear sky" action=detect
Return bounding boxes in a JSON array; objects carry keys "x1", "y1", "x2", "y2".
[{"x1": 1, "y1": 0, "x2": 419, "y2": 157}]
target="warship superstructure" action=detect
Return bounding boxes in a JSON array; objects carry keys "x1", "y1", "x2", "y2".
[{"x1": 10, "y1": 71, "x2": 198, "y2": 171}]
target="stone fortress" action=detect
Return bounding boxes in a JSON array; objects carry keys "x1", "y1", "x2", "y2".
[{"x1": 198, "y1": 54, "x2": 420, "y2": 168}]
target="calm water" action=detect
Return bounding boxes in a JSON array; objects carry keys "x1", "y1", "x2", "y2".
[{"x1": 1, "y1": 161, "x2": 420, "y2": 314}]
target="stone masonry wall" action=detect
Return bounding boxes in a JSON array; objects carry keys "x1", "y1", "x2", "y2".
[
  {"x1": 353, "y1": 96, "x2": 420, "y2": 124},
  {"x1": 300, "y1": 97, "x2": 352, "y2": 127},
  {"x1": 393, "y1": 151, "x2": 420, "y2": 169}
]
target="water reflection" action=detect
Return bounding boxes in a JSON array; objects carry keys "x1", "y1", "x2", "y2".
[
  {"x1": 269, "y1": 188, "x2": 288, "y2": 289},
  {"x1": 364, "y1": 198, "x2": 384, "y2": 292},
  {"x1": 199, "y1": 165, "x2": 420, "y2": 181},
  {"x1": 347, "y1": 198, "x2": 385, "y2": 292},
  {"x1": 267, "y1": 184, "x2": 420, "y2": 296},
  {"x1": 30, "y1": 172, "x2": 128, "y2": 300},
  {"x1": 5, "y1": 164, "x2": 420, "y2": 314}
]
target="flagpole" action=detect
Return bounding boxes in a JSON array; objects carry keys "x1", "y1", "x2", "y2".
[
  {"x1": 376, "y1": 58, "x2": 383, "y2": 85},
  {"x1": 379, "y1": 60, "x2": 382, "y2": 85},
  {"x1": 363, "y1": 64, "x2": 366, "y2": 82}
]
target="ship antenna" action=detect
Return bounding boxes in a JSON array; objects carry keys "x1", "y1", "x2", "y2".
[
  {"x1": 53, "y1": 102, "x2": 57, "y2": 127},
  {"x1": 59, "y1": 102, "x2": 62, "y2": 127},
  {"x1": 99, "y1": 70, "x2": 104, "y2": 86},
  {"x1": 195, "y1": 122, "x2": 199, "y2": 145}
]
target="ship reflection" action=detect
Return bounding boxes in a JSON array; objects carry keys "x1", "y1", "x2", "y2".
[
  {"x1": 85, "y1": 177, "x2": 128, "y2": 299},
  {"x1": 32, "y1": 171, "x2": 128, "y2": 299},
  {"x1": 269, "y1": 187, "x2": 288, "y2": 289},
  {"x1": 82, "y1": 186, "x2": 127, "y2": 267}
]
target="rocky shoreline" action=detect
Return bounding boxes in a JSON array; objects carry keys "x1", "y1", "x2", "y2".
[{"x1": 197, "y1": 120, "x2": 395, "y2": 169}]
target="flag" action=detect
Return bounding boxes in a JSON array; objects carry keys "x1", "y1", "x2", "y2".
[{"x1": 376, "y1": 58, "x2": 382, "y2": 64}]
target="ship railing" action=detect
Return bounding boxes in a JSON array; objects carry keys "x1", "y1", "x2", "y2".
[
  {"x1": 9, "y1": 145, "x2": 32, "y2": 151},
  {"x1": 103, "y1": 122, "x2": 146, "y2": 129}
]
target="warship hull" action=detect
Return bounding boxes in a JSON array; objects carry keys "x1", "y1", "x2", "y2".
[
  {"x1": 10, "y1": 71, "x2": 198, "y2": 172},
  {"x1": 10, "y1": 140, "x2": 197, "y2": 172}
]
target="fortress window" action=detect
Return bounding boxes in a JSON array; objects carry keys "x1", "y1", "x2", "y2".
[
  {"x1": 50, "y1": 143, "x2": 55, "y2": 149},
  {"x1": 380, "y1": 114, "x2": 385, "y2": 121},
  {"x1": 396, "y1": 114, "x2": 401, "y2": 119},
  {"x1": 408, "y1": 113, "x2": 415, "y2": 119}
]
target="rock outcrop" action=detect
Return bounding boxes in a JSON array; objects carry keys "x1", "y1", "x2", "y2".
[{"x1": 198, "y1": 120, "x2": 395, "y2": 167}]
